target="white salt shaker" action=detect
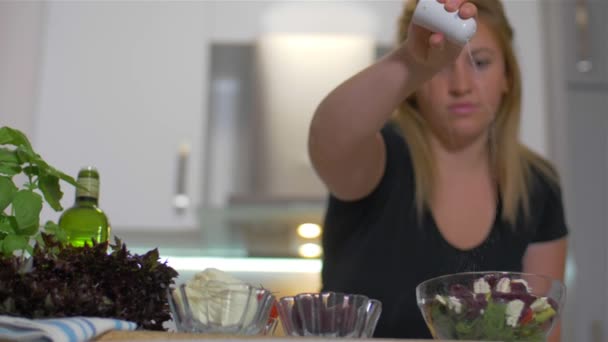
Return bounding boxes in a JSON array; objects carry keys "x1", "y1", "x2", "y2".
[{"x1": 412, "y1": 0, "x2": 477, "y2": 46}]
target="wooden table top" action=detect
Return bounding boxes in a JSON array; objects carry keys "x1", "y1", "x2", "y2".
[{"x1": 96, "y1": 331, "x2": 478, "y2": 342}]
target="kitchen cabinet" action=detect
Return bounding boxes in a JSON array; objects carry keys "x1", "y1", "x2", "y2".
[
  {"x1": 34, "y1": 1, "x2": 212, "y2": 232},
  {"x1": 561, "y1": 0, "x2": 608, "y2": 84}
]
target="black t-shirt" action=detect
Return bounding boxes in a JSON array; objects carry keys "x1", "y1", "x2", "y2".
[{"x1": 321, "y1": 124, "x2": 569, "y2": 339}]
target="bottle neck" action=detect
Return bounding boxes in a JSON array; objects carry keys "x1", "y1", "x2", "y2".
[
  {"x1": 75, "y1": 196, "x2": 99, "y2": 206},
  {"x1": 76, "y1": 176, "x2": 100, "y2": 205}
]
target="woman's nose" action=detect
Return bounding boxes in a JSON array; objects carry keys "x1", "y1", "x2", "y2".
[{"x1": 447, "y1": 60, "x2": 474, "y2": 96}]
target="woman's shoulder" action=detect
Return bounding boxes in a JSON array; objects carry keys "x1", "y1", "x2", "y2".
[
  {"x1": 382, "y1": 120, "x2": 411, "y2": 158},
  {"x1": 381, "y1": 120, "x2": 406, "y2": 143},
  {"x1": 380, "y1": 121, "x2": 414, "y2": 180},
  {"x1": 326, "y1": 121, "x2": 413, "y2": 207},
  {"x1": 519, "y1": 146, "x2": 569, "y2": 242},
  {"x1": 521, "y1": 145, "x2": 561, "y2": 193}
]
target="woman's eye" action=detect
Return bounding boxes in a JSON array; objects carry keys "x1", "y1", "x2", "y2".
[{"x1": 473, "y1": 59, "x2": 491, "y2": 69}]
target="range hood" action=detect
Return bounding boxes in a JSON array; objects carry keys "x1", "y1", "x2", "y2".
[{"x1": 202, "y1": 2, "x2": 376, "y2": 209}]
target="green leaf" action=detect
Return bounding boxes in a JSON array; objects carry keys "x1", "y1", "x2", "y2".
[
  {"x1": 0, "y1": 127, "x2": 33, "y2": 150},
  {"x1": 23, "y1": 165, "x2": 40, "y2": 177},
  {"x1": 2, "y1": 234, "x2": 30, "y2": 255},
  {"x1": 0, "y1": 148, "x2": 22, "y2": 177},
  {"x1": 480, "y1": 300, "x2": 514, "y2": 340},
  {"x1": 44, "y1": 165, "x2": 78, "y2": 188},
  {"x1": 44, "y1": 221, "x2": 67, "y2": 244},
  {"x1": 39, "y1": 173, "x2": 63, "y2": 211},
  {"x1": 0, "y1": 163, "x2": 21, "y2": 177},
  {"x1": 24, "y1": 241, "x2": 34, "y2": 255},
  {"x1": 15, "y1": 145, "x2": 78, "y2": 189},
  {"x1": 15, "y1": 145, "x2": 36, "y2": 165},
  {"x1": 31, "y1": 153, "x2": 50, "y2": 170},
  {"x1": 0, "y1": 147, "x2": 19, "y2": 164},
  {"x1": 12, "y1": 190, "x2": 42, "y2": 235},
  {"x1": 0, "y1": 215, "x2": 17, "y2": 235},
  {"x1": 34, "y1": 232, "x2": 46, "y2": 249},
  {"x1": 0, "y1": 176, "x2": 18, "y2": 211},
  {"x1": 58, "y1": 171, "x2": 79, "y2": 188}
]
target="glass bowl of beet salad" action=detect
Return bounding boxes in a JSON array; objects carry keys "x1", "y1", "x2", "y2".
[{"x1": 416, "y1": 271, "x2": 565, "y2": 341}]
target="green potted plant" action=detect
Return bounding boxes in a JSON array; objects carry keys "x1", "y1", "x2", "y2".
[
  {"x1": 0, "y1": 126, "x2": 76, "y2": 254},
  {"x1": 0, "y1": 126, "x2": 178, "y2": 330}
]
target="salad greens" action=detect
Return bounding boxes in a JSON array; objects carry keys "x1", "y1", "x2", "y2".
[{"x1": 430, "y1": 298, "x2": 545, "y2": 341}]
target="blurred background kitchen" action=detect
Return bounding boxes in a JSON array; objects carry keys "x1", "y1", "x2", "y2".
[{"x1": 1, "y1": 0, "x2": 606, "y2": 341}]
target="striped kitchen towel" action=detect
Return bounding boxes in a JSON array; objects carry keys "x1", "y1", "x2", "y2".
[{"x1": 0, "y1": 315, "x2": 138, "y2": 342}]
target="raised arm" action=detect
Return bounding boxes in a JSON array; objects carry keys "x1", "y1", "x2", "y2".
[{"x1": 308, "y1": 0, "x2": 477, "y2": 200}]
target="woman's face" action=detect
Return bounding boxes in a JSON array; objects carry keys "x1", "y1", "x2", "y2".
[{"x1": 415, "y1": 19, "x2": 508, "y2": 148}]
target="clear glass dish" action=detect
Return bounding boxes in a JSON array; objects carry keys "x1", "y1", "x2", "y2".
[
  {"x1": 168, "y1": 280, "x2": 277, "y2": 335},
  {"x1": 416, "y1": 271, "x2": 566, "y2": 341},
  {"x1": 277, "y1": 291, "x2": 382, "y2": 337}
]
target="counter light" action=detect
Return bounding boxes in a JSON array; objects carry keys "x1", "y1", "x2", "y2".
[
  {"x1": 297, "y1": 223, "x2": 322, "y2": 239},
  {"x1": 298, "y1": 243, "x2": 323, "y2": 258}
]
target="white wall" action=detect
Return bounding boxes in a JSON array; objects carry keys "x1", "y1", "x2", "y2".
[
  {"x1": 503, "y1": 0, "x2": 548, "y2": 156},
  {"x1": 0, "y1": 1, "x2": 45, "y2": 137},
  {"x1": 205, "y1": 1, "x2": 401, "y2": 46}
]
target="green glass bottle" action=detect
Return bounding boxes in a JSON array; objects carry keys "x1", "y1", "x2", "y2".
[{"x1": 59, "y1": 166, "x2": 110, "y2": 247}]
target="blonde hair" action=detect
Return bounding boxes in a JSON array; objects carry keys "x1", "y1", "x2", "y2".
[{"x1": 393, "y1": 0, "x2": 558, "y2": 225}]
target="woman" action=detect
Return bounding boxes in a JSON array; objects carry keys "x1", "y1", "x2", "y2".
[{"x1": 308, "y1": 0, "x2": 568, "y2": 340}]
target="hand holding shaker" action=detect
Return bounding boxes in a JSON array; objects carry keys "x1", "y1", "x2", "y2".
[{"x1": 412, "y1": 0, "x2": 477, "y2": 46}]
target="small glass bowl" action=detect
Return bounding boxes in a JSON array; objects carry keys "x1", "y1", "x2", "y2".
[
  {"x1": 416, "y1": 271, "x2": 566, "y2": 341},
  {"x1": 168, "y1": 280, "x2": 277, "y2": 335},
  {"x1": 277, "y1": 291, "x2": 382, "y2": 337}
]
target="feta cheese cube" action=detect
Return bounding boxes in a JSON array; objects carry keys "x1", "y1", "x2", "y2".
[
  {"x1": 506, "y1": 315, "x2": 519, "y2": 328},
  {"x1": 496, "y1": 277, "x2": 511, "y2": 293},
  {"x1": 435, "y1": 294, "x2": 447, "y2": 306},
  {"x1": 448, "y1": 296, "x2": 463, "y2": 314},
  {"x1": 505, "y1": 299, "x2": 525, "y2": 327},
  {"x1": 474, "y1": 278, "x2": 491, "y2": 294},
  {"x1": 530, "y1": 297, "x2": 551, "y2": 312}
]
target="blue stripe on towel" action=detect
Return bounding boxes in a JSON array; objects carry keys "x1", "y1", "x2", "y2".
[
  {"x1": 80, "y1": 318, "x2": 97, "y2": 337},
  {"x1": 71, "y1": 318, "x2": 90, "y2": 340},
  {"x1": 0, "y1": 327, "x2": 24, "y2": 334},
  {"x1": 0, "y1": 326, "x2": 28, "y2": 333},
  {"x1": 45, "y1": 320, "x2": 78, "y2": 342}
]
